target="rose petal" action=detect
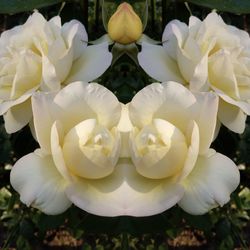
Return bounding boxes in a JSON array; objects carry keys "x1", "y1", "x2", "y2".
[
  {"x1": 4, "y1": 98, "x2": 32, "y2": 133},
  {"x1": 32, "y1": 82, "x2": 121, "y2": 152},
  {"x1": 178, "y1": 152, "x2": 240, "y2": 215},
  {"x1": 129, "y1": 82, "x2": 197, "y2": 132},
  {"x1": 192, "y1": 92, "x2": 218, "y2": 154},
  {"x1": 65, "y1": 42, "x2": 112, "y2": 83},
  {"x1": 62, "y1": 20, "x2": 88, "y2": 60},
  {"x1": 138, "y1": 43, "x2": 185, "y2": 83},
  {"x1": 218, "y1": 98, "x2": 247, "y2": 133},
  {"x1": 10, "y1": 152, "x2": 71, "y2": 215},
  {"x1": 65, "y1": 160, "x2": 184, "y2": 216}
]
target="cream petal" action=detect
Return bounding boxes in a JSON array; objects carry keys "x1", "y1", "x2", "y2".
[
  {"x1": 51, "y1": 121, "x2": 73, "y2": 181},
  {"x1": 218, "y1": 98, "x2": 247, "y2": 133},
  {"x1": 188, "y1": 16, "x2": 202, "y2": 37},
  {"x1": 189, "y1": 53, "x2": 210, "y2": 92},
  {"x1": 62, "y1": 119, "x2": 119, "y2": 179},
  {"x1": 40, "y1": 56, "x2": 61, "y2": 92},
  {"x1": 4, "y1": 98, "x2": 32, "y2": 133},
  {"x1": 10, "y1": 152, "x2": 71, "y2": 215},
  {"x1": 192, "y1": 92, "x2": 218, "y2": 154},
  {"x1": 239, "y1": 85, "x2": 250, "y2": 100},
  {"x1": 32, "y1": 82, "x2": 121, "y2": 152},
  {"x1": 65, "y1": 160, "x2": 184, "y2": 217},
  {"x1": 130, "y1": 119, "x2": 188, "y2": 179},
  {"x1": 209, "y1": 50, "x2": 240, "y2": 100},
  {"x1": 178, "y1": 152, "x2": 240, "y2": 215},
  {"x1": 162, "y1": 19, "x2": 188, "y2": 47},
  {"x1": 53, "y1": 82, "x2": 121, "y2": 130},
  {"x1": 176, "y1": 45, "x2": 197, "y2": 82},
  {"x1": 48, "y1": 41, "x2": 73, "y2": 83},
  {"x1": 31, "y1": 91, "x2": 58, "y2": 152},
  {"x1": 0, "y1": 87, "x2": 36, "y2": 115},
  {"x1": 10, "y1": 50, "x2": 41, "y2": 99},
  {"x1": 62, "y1": 20, "x2": 88, "y2": 60},
  {"x1": 138, "y1": 43, "x2": 185, "y2": 83},
  {"x1": 214, "y1": 86, "x2": 250, "y2": 115},
  {"x1": 65, "y1": 43, "x2": 112, "y2": 83},
  {"x1": 129, "y1": 82, "x2": 197, "y2": 132},
  {"x1": 177, "y1": 121, "x2": 199, "y2": 181}
]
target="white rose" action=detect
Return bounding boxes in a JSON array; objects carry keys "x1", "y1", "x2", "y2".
[
  {"x1": 9, "y1": 81, "x2": 240, "y2": 217},
  {"x1": 0, "y1": 12, "x2": 112, "y2": 133},
  {"x1": 125, "y1": 82, "x2": 239, "y2": 216},
  {"x1": 10, "y1": 82, "x2": 122, "y2": 215},
  {"x1": 138, "y1": 12, "x2": 250, "y2": 133}
]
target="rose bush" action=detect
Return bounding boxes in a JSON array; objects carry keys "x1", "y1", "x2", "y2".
[
  {"x1": 0, "y1": 12, "x2": 112, "y2": 133},
  {"x1": 138, "y1": 12, "x2": 250, "y2": 133},
  {"x1": 126, "y1": 82, "x2": 240, "y2": 215}
]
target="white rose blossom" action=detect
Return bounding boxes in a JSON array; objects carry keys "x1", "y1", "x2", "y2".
[
  {"x1": 10, "y1": 82, "x2": 121, "y2": 215},
  {"x1": 138, "y1": 12, "x2": 250, "y2": 133},
  {"x1": 10, "y1": 81, "x2": 240, "y2": 216},
  {"x1": 126, "y1": 82, "x2": 240, "y2": 216},
  {"x1": 0, "y1": 12, "x2": 112, "y2": 133}
]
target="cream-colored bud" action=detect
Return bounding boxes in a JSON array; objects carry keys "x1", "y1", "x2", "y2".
[{"x1": 108, "y1": 2, "x2": 143, "y2": 44}]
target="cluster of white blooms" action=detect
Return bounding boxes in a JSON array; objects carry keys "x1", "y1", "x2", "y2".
[{"x1": 2, "y1": 10, "x2": 245, "y2": 217}]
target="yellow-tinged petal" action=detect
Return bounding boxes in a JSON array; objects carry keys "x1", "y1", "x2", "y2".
[
  {"x1": 65, "y1": 159, "x2": 184, "y2": 217},
  {"x1": 62, "y1": 119, "x2": 120, "y2": 179},
  {"x1": 130, "y1": 119, "x2": 188, "y2": 179}
]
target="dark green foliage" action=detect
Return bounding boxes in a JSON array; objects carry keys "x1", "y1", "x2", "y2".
[
  {"x1": 183, "y1": 0, "x2": 250, "y2": 14},
  {"x1": 0, "y1": 0, "x2": 65, "y2": 14}
]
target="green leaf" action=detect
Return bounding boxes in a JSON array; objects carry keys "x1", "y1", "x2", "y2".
[
  {"x1": 184, "y1": 0, "x2": 250, "y2": 14},
  {"x1": 0, "y1": 0, "x2": 65, "y2": 14}
]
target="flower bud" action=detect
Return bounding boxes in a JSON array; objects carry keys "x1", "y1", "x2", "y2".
[{"x1": 108, "y1": 2, "x2": 143, "y2": 44}]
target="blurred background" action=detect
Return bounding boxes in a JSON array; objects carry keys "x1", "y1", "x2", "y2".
[{"x1": 0, "y1": 0, "x2": 250, "y2": 249}]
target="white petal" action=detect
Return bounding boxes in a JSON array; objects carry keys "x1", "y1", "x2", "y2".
[
  {"x1": 65, "y1": 43, "x2": 112, "y2": 83},
  {"x1": 48, "y1": 44, "x2": 74, "y2": 83},
  {"x1": 51, "y1": 121, "x2": 73, "y2": 181},
  {"x1": 214, "y1": 87, "x2": 250, "y2": 115},
  {"x1": 52, "y1": 82, "x2": 121, "y2": 130},
  {"x1": 31, "y1": 91, "x2": 58, "y2": 152},
  {"x1": 0, "y1": 87, "x2": 35, "y2": 115},
  {"x1": 189, "y1": 53, "x2": 210, "y2": 92},
  {"x1": 176, "y1": 45, "x2": 197, "y2": 82},
  {"x1": 162, "y1": 19, "x2": 188, "y2": 46},
  {"x1": 218, "y1": 98, "x2": 247, "y2": 133},
  {"x1": 209, "y1": 50, "x2": 239, "y2": 100},
  {"x1": 4, "y1": 98, "x2": 32, "y2": 133},
  {"x1": 129, "y1": 82, "x2": 197, "y2": 132},
  {"x1": 32, "y1": 82, "x2": 121, "y2": 152},
  {"x1": 65, "y1": 160, "x2": 184, "y2": 216},
  {"x1": 177, "y1": 121, "x2": 199, "y2": 181},
  {"x1": 10, "y1": 50, "x2": 41, "y2": 99},
  {"x1": 178, "y1": 152, "x2": 240, "y2": 215},
  {"x1": 62, "y1": 20, "x2": 88, "y2": 60},
  {"x1": 40, "y1": 56, "x2": 60, "y2": 92},
  {"x1": 10, "y1": 152, "x2": 71, "y2": 215},
  {"x1": 192, "y1": 92, "x2": 219, "y2": 154},
  {"x1": 138, "y1": 43, "x2": 185, "y2": 83}
]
